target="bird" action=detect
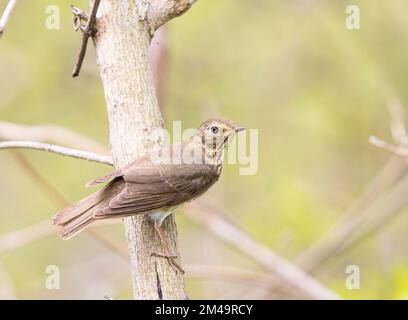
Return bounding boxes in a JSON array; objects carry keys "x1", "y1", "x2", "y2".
[{"x1": 52, "y1": 118, "x2": 245, "y2": 272}]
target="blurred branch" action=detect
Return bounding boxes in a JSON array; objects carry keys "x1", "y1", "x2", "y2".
[
  {"x1": 187, "y1": 264, "x2": 304, "y2": 299},
  {"x1": 370, "y1": 99, "x2": 408, "y2": 159},
  {"x1": 0, "y1": 0, "x2": 17, "y2": 37},
  {"x1": 0, "y1": 210, "x2": 330, "y2": 297},
  {"x1": 296, "y1": 156, "x2": 406, "y2": 272},
  {"x1": 185, "y1": 200, "x2": 340, "y2": 299},
  {"x1": 88, "y1": 229, "x2": 128, "y2": 260},
  {"x1": 0, "y1": 214, "x2": 292, "y2": 293},
  {"x1": 0, "y1": 141, "x2": 112, "y2": 165},
  {"x1": 4, "y1": 150, "x2": 127, "y2": 261},
  {"x1": 0, "y1": 217, "x2": 123, "y2": 256},
  {"x1": 338, "y1": 173, "x2": 408, "y2": 254},
  {"x1": 0, "y1": 220, "x2": 53, "y2": 252},
  {"x1": 369, "y1": 136, "x2": 408, "y2": 158},
  {"x1": 71, "y1": 0, "x2": 101, "y2": 77},
  {"x1": 10, "y1": 150, "x2": 69, "y2": 205},
  {"x1": 298, "y1": 170, "x2": 408, "y2": 272},
  {"x1": 0, "y1": 209, "x2": 307, "y2": 295},
  {"x1": 0, "y1": 214, "x2": 296, "y2": 293},
  {"x1": 2, "y1": 146, "x2": 337, "y2": 298},
  {"x1": 0, "y1": 122, "x2": 108, "y2": 154},
  {"x1": 297, "y1": 101, "x2": 408, "y2": 272},
  {"x1": 185, "y1": 264, "x2": 293, "y2": 292}
]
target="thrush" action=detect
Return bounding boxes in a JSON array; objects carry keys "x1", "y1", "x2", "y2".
[{"x1": 52, "y1": 118, "x2": 245, "y2": 272}]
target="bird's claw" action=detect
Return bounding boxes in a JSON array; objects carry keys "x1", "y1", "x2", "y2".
[{"x1": 151, "y1": 252, "x2": 185, "y2": 274}]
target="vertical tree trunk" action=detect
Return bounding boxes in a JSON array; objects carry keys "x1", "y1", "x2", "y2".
[{"x1": 93, "y1": 0, "x2": 189, "y2": 299}]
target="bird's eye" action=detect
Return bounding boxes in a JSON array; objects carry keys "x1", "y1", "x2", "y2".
[{"x1": 211, "y1": 126, "x2": 219, "y2": 134}]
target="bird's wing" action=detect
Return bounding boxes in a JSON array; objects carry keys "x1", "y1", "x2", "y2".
[
  {"x1": 85, "y1": 169, "x2": 124, "y2": 187},
  {"x1": 85, "y1": 156, "x2": 148, "y2": 187},
  {"x1": 94, "y1": 163, "x2": 220, "y2": 217}
]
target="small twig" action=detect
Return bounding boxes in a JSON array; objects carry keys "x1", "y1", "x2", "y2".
[
  {"x1": 0, "y1": 0, "x2": 18, "y2": 37},
  {"x1": 0, "y1": 140, "x2": 113, "y2": 165},
  {"x1": 72, "y1": 0, "x2": 101, "y2": 77}
]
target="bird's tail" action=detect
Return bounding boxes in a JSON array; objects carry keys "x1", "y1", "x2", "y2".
[{"x1": 52, "y1": 178, "x2": 123, "y2": 239}]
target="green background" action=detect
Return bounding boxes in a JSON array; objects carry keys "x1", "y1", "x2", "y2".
[{"x1": 1, "y1": 0, "x2": 408, "y2": 299}]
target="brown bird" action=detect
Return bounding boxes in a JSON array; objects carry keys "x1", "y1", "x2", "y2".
[{"x1": 52, "y1": 118, "x2": 244, "y2": 272}]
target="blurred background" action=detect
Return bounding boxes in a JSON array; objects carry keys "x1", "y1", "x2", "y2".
[{"x1": 1, "y1": 0, "x2": 408, "y2": 299}]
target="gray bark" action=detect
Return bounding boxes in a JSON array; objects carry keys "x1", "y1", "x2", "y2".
[{"x1": 92, "y1": 0, "x2": 195, "y2": 299}]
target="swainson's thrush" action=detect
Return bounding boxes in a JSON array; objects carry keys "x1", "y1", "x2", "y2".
[{"x1": 53, "y1": 118, "x2": 245, "y2": 272}]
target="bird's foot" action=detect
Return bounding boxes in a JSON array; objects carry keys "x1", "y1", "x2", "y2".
[{"x1": 151, "y1": 252, "x2": 185, "y2": 274}]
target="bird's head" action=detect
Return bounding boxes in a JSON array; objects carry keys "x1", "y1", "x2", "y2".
[{"x1": 195, "y1": 118, "x2": 245, "y2": 162}]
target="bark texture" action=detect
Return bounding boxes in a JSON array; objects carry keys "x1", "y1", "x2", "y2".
[
  {"x1": 147, "y1": 0, "x2": 197, "y2": 31},
  {"x1": 92, "y1": 0, "x2": 192, "y2": 299}
]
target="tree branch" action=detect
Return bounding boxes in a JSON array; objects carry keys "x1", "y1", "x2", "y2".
[
  {"x1": 0, "y1": 140, "x2": 112, "y2": 165},
  {"x1": 0, "y1": 0, "x2": 17, "y2": 37},
  {"x1": 93, "y1": 0, "x2": 187, "y2": 299},
  {"x1": 148, "y1": 0, "x2": 198, "y2": 32},
  {"x1": 71, "y1": 0, "x2": 101, "y2": 77}
]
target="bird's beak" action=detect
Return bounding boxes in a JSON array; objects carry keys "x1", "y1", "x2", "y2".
[{"x1": 234, "y1": 125, "x2": 245, "y2": 133}]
